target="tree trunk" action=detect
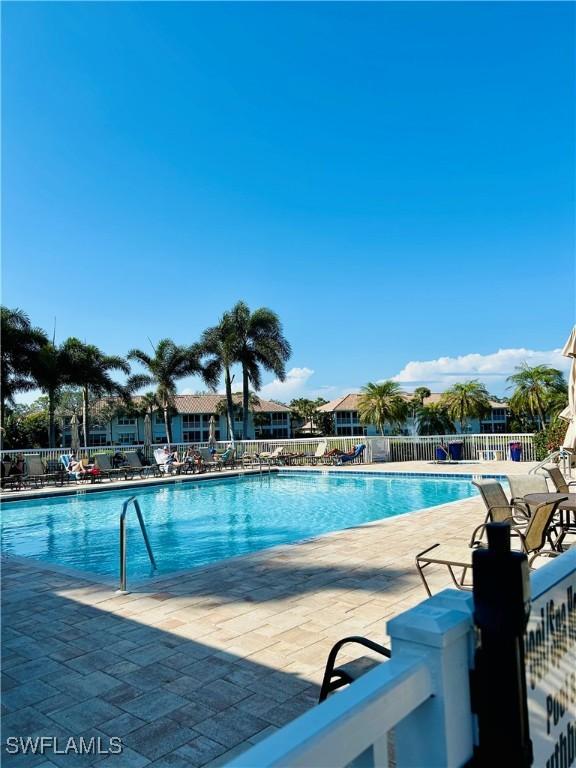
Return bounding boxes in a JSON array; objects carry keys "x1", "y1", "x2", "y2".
[
  {"x1": 242, "y1": 366, "x2": 249, "y2": 440},
  {"x1": 534, "y1": 392, "x2": 546, "y2": 431},
  {"x1": 83, "y1": 384, "x2": 90, "y2": 449},
  {"x1": 163, "y1": 402, "x2": 172, "y2": 447},
  {"x1": 224, "y1": 367, "x2": 235, "y2": 445},
  {"x1": 48, "y1": 390, "x2": 56, "y2": 448}
]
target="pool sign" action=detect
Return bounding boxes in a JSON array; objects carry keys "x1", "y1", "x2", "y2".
[{"x1": 524, "y1": 564, "x2": 576, "y2": 767}]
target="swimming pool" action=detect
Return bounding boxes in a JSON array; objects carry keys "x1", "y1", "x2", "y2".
[{"x1": 1, "y1": 472, "x2": 479, "y2": 581}]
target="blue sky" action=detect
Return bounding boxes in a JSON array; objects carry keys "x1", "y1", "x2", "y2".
[{"x1": 3, "y1": 1, "x2": 575, "y2": 401}]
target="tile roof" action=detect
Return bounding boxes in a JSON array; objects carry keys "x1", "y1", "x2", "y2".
[
  {"x1": 318, "y1": 392, "x2": 508, "y2": 412},
  {"x1": 95, "y1": 394, "x2": 290, "y2": 414}
]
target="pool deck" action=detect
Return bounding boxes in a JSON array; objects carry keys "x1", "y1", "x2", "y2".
[{"x1": 0, "y1": 460, "x2": 551, "y2": 766}]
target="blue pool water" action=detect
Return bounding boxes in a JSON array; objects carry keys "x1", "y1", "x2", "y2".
[{"x1": 1, "y1": 472, "x2": 478, "y2": 580}]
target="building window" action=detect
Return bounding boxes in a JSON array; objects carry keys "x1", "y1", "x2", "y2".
[
  {"x1": 271, "y1": 413, "x2": 287, "y2": 423},
  {"x1": 117, "y1": 417, "x2": 136, "y2": 425},
  {"x1": 88, "y1": 434, "x2": 107, "y2": 446},
  {"x1": 118, "y1": 432, "x2": 137, "y2": 445},
  {"x1": 183, "y1": 414, "x2": 201, "y2": 426},
  {"x1": 155, "y1": 414, "x2": 164, "y2": 424},
  {"x1": 336, "y1": 426, "x2": 352, "y2": 436}
]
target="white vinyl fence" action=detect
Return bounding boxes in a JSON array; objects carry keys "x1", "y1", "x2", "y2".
[{"x1": 0, "y1": 433, "x2": 536, "y2": 465}]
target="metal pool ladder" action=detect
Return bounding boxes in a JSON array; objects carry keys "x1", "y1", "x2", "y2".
[{"x1": 118, "y1": 496, "x2": 157, "y2": 593}]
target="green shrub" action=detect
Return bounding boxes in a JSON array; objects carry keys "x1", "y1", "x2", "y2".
[{"x1": 532, "y1": 419, "x2": 568, "y2": 461}]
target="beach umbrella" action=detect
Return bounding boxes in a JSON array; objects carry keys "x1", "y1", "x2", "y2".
[
  {"x1": 561, "y1": 326, "x2": 576, "y2": 451},
  {"x1": 208, "y1": 414, "x2": 216, "y2": 448},
  {"x1": 70, "y1": 413, "x2": 80, "y2": 453},
  {"x1": 144, "y1": 413, "x2": 152, "y2": 447}
]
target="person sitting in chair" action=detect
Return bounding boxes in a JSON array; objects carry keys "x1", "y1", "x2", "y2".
[
  {"x1": 162, "y1": 446, "x2": 184, "y2": 473},
  {"x1": 324, "y1": 445, "x2": 358, "y2": 458}
]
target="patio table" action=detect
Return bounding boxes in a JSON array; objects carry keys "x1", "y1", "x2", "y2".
[{"x1": 523, "y1": 492, "x2": 576, "y2": 547}]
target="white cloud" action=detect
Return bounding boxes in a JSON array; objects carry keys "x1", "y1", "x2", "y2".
[
  {"x1": 391, "y1": 348, "x2": 570, "y2": 393},
  {"x1": 259, "y1": 367, "x2": 315, "y2": 400}
]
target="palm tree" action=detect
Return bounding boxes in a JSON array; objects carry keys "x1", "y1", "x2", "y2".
[
  {"x1": 413, "y1": 386, "x2": 431, "y2": 405},
  {"x1": 200, "y1": 317, "x2": 239, "y2": 443},
  {"x1": 30, "y1": 341, "x2": 76, "y2": 447},
  {"x1": 64, "y1": 339, "x2": 130, "y2": 446},
  {"x1": 227, "y1": 302, "x2": 291, "y2": 439},
  {"x1": 416, "y1": 403, "x2": 456, "y2": 435},
  {"x1": 128, "y1": 340, "x2": 211, "y2": 446},
  {"x1": 439, "y1": 380, "x2": 491, "y2": 433},
  {"x1": 409, "y1": 387, "x2": 432, "y2": 436},
  {"x1": 1, "y1": 307, "x2": 48, "y2": 424},
  {"x1": 290, "y1": 398, "x2": 316, "y2": 433},
  {"x1": 357, "y1": 381, "x2": 409, "y2": 435},
  {"x1": 507, "y1": 364, "x2": 567, "y2": 431}
]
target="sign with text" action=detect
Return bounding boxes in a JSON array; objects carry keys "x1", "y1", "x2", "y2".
[{"x1": 525, "y1": 565, "x2": 576, "y2": 767}]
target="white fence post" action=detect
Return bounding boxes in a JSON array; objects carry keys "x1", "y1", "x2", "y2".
[{"x1": 389, "y1": 589, "x2": 475, "y2": 768}]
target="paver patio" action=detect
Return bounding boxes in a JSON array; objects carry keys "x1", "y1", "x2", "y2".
[{"x1": 1, "y1": 461, "x2": 550, "y2": 766}]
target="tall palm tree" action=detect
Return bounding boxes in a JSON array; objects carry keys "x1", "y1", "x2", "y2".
[
  {"x1": 439, "y1": 380, "x2": 491, "y2": 433},
  {"x1": 507, "y1": 364, "x2": 567, "y2": 431},
  {"x1": 200, "y1": 317, "x2": 239, "y2": 443},
  {"x1": 64, "y1": 339, "x2": 130, "y2": 446},
  {"x1": 357, "y1": 381, "x2": 408, "y2": 435},
  {"x1": 1, "y1": 307, "x2": 47, "y2": 424},
  {"x1": 227, "y1": 302, "x2": 291, "y2": 439},
  {"x1": 128, "y1": 340, "x2": 211, "y2": 446},
  {"x1": 30, "y1": 341, "x2": 76, "y2": 447},
  {"x1": 409, "y1": 387, "x2": 432, "y2": 436},
  {"x1": 416, "y1": 403, "x2": 456, "y2": 435}
]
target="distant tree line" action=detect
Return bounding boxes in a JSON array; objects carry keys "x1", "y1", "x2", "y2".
[
  {"x1": 1, "y1": 304, "x2": 568, "y2": 448},
  {"x1": 1, "y1": 302, "x2": 291, "y2": 448}
]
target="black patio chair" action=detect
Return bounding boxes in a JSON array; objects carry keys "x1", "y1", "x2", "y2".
[{"x1": 318, "y1": 635, "x2": 391, "y2": 703}]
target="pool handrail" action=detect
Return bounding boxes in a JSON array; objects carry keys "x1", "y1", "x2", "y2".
[{"x1": 118, "y1": 496, "x2": 156, "y2": 593}]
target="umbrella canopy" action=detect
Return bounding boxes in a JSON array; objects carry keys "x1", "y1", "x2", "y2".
[
  {"x1": 70, "y1": 413, "x2": 80, "y2": 454},
  {"x1": 562, "y1": 326, "x2": 576, "y2": 451},
  {"x1": 144, "y1": 413, "x2": 153, "y2": 448},
  {"x1": 208, "y1": 415, "x2": 216, "y2": 446}
]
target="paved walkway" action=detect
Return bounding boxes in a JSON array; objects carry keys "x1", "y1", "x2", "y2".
[{"x1": 0, "y1": 462, "x2": 545, "y2": 766}]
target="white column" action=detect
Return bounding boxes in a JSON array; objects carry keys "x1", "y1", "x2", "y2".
[{"x1": 389, "y1": 589, "x2": 475, "y2": 768}]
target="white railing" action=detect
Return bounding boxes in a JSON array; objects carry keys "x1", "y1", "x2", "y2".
[
  {"x1": 229, "y1": 590, "x2": 475, "y2": 768},
  {"x1": 380, "y1": 432, "x2": 536, "y2": 462},
  {"x1": 0, "y1": 433, "x2": 537, "y2": 465}
]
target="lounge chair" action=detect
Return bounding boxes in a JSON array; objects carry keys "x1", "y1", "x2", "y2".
[
  {"x1": 1, "y1": 457, "x2": 25, "y2": 490},
  {"x1": 198, "y1": 447, "x2": 221, "y2": 471},
  {"x1": 60, "y1": 455, "x2": 93, "y2": 482},
  {"x1": 257, "y1": 446, "x2": 284, "y2": 464},
  {"x1": 124, "y1": 451, "x2": 158, "y2": 478},
  {"x1": 216, "y1": 447, "x2": 237, "y2": 468},
  {"x1": 415, "y1": 496, "x2": 566, "y2": 596},
  {"x1": 302, "y1": 441, "x2": 327, "y2": 465},
  {"x1": 25, "y1": 454, "x2": 57, "y2": 488},
  {"x1": 93, "y1": 453, "x2": 132, "y2": 481},
  {"x1": 153, "y1": 448, "x2": 178, "y2": 474},
  {"x1": 336, "y1": 444, "x2": 366, "y2": 465},
  {"x1": 546, "y1": 465, "x2": 576, "y2": 494}
]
